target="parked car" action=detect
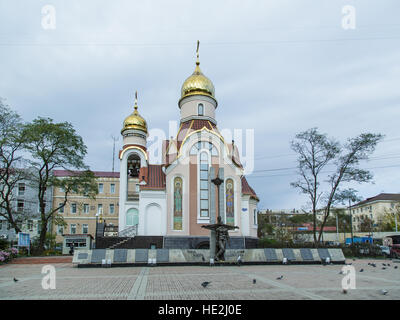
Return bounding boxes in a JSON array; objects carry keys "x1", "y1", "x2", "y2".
[
  {"x1": 390, "y1": 244, "x2": 400, "y2": 259},
  {"x1": 379, "y1": 245, "x2": 391, "y2": 257}
]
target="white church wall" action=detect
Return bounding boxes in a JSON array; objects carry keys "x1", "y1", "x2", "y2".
[
  {"x1": 241, "y1": 196, "x2": 250, "y2": 236},
  {"x1": 138, "y1": 190, "x2": 167, "y2": 236}
]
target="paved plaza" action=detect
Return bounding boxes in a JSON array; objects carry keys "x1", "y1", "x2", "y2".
[{"x1": 0, "y1": 258, "x2": 399, "y2": 300}]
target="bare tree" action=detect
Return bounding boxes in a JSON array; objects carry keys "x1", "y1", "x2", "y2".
[{"x1": 291, "y1": 128, "x2": 383, "y2": 245}]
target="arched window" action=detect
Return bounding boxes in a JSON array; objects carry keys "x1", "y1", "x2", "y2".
[
  {"x1": 199, "y1": 152, "x2": 209, "y2": 218},
  {"x1": 198, "y1": 103, "x2": 204, "y2": 116},
  {"x1": 173, "y1": 177, "x2": 183, "y2": 230},
  {"x1": 225, "y1": 178, "x2": 234, "y2": 226},
  {"x1": 190, "y1": 141, "x2": 218, "y2": 156},
  {"x1": 126, "y1": 208, "x2": 139, "y2": 226}
]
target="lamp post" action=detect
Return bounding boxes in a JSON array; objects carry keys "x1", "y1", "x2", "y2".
[
  {"x1": 95, "y1": 213, "x2": 99, "y2": 248},
  {"x1": 349, "y1": 199, "x2": 354, "y2": 245}
]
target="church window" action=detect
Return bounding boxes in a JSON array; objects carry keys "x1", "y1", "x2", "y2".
[
  {"x1": 173, "y1": 177, "x2": 183, "y2": 230},
  {"x1": 126, "y1": 208, "x2": 139, "y2": 226},
  {"x1": 190, "y1": 141, "x2": 218, "y2": 156},
  {"x1": 225, "y1": 179, "x2": 234, "y2": 226},
  {"x1": 199, "y1": 152, "x2": 209, "y2": 218},
  {"x1": 198, "y1": 103, "x2": 204, "y2": 116}
]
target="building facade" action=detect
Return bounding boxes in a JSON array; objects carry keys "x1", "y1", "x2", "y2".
[
  {"x1": 0, "y1": 171, "x2": 51, "y2": 242},
  {"x1": 351, "y1": 193, "x2": 400, "y2": 232},
  {"x1": 117, "y1": 46, "x2": 260, "y2": 246},
  {"x1": 52, "y1": 171, "x2": 119, "y2": 244}
]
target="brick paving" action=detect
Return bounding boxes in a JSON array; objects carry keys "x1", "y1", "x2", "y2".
[{"x1": 0, "y1": 258, "x2": 399, "y2": 300}]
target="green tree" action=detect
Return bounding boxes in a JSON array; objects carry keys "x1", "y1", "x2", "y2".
[
  {"x1": 291, "y1": 128, "x2": 383, "y2": 245},
  {"x1": 0, "y1": 100, "x2": 29, "y2": 234},
  {"x1": 377, "y1": 202, "x2": 400, "y2": 232},
  {"x1": 22, "y1": 118, "x2": 98, "y2": 254}
]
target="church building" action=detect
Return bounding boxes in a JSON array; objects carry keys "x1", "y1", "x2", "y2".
[{"x1": 118, "y1": 45, "x2": 259, "y2": 248}]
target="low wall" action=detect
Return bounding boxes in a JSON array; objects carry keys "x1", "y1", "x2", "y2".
[{"x1": 73, "y1": 247, "x2": 345, "y2": 267}]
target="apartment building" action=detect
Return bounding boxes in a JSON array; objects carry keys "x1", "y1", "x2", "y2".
[
  {"x1": 52, "y1": 170, "x2": 119, "y2": 243},
  {"x1": 351, "y1": 193, "x2": 400, "y2": 231}
]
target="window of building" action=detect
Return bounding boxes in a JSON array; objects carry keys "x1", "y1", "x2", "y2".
[
  {"x1": 17, "y1": 200, "x2": 24, "y2": 213},
  {"x1": 0, "y1": 221, "x2": 3, "y2": 230},
  {"x1": 99, "y1": 183, "x2": 104, "y2": 193},
  {"x1": 82, "y1": 224, "x2": 88, "y2": 234},
  {"x1": 126, "y1": 208, "x2": 138, "y2": 226},
  {"x1": 110, "y1": 184, "x2": 115, "y2": 194},
  {"x1": 18, "y1": 183, "x2": 25, "y2": 196},
  {"x1": 27, "y1": 220, "x2": 33, "y2": 231},
  {"x1": 70, "y1": 224, "x2": 76, "y2": 234},
  {"x1": 71, "y1": 203, "x2": 77, "y2": 214},
  {"x1": 198, "y1": 103, "x2": 204, "y2": 116},
  {"x1": 83, "y1": 204, "x2": 89, "y2": 214},
  {"x1": 190, "y1": 141, "x2": 218, "y2": 156},
  {"x1": 109, "y1": 204, "x2": 115, "y2": 214},
  {"x1": 254, "y1": 209, "x2": 258, "y2": 225},
  {"x1": 59, "y1": 203, "x2": 64, "y2": 213},
  {"x1": 199, "y1": 152, "x2": 209, "y2": 218},
  {"x1": 98, "y1": 204, "x2": 103, "y2": 214},
  {"x1": 57, "y1": 225, "x2": 63, "y2": 235}
]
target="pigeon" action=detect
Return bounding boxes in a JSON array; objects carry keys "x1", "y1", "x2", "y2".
[
  {"x1": 359, "y1": 269, "x2": 364, "y2": 272},
  {"x1": 201, "y1": 281, "x2": 211, "y2": 288},
  {"x1": 237, "y1": 256, "x2": 243, "y2": 266},
  {"x1": 371, "y1": 263, "x2": 376, "y2": 268},
  {"x1": 276, "y1": 275, "x2": 284, "y2": 280},
  {"x1": 353, "y1": 259, "x2": 356, "y2": 261},
  {"x1": 381, "y1": 289, "x2": 388, "y2": 295},
  {"x1": 382, "y1": 267, "x2": 386, "y2": 270},
  {"x1": 394, "y1": 266, "x2": 398, "y2": 269},
  {"x1": 13, "y1": 278, "x2": 19, "y2": 282},
  {"x1": 387, "y1": 264, "x2": 391, "y2": 267},
  {"x1": 201, "y1": 256, "x2": 205, "y2": 262},
  {"x1": 253, "y1": 279, "x2": 256, "y2": 284},
  {"x1": 339, "y1": 271, "x2": 344, "y2": 275},
  {"x1": 383, "y1": 263, "x2": 386, "y2": 266},
  {"x1": 342, "y1": 289, "x2": 347, "y2": 294}
]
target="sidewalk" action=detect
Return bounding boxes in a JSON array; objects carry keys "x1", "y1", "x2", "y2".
[{"x1": 10, "y1": 256, "x2": 73, "y2": 264}]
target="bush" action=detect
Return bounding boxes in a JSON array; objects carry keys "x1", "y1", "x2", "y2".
[{"x1": 0, "y1": 247, "x2": 19, "y2": 264}]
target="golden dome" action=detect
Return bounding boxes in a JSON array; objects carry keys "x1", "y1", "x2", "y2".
[
  {"x1": 121, "y1": 94, "x2": 148, "y2": 134},
  {"x1": 181, "y1": 41, "x2": 215, "y2": 100}
]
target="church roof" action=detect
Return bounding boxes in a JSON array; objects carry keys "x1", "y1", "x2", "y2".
[
  {"x1": 140, "y1": 165, "x2": 166, "y2": 190},
  {"x1": 241, "y1": 176, "x2": 259, "y2": 201}
]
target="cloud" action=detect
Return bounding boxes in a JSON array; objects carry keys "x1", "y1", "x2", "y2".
[{"x1": 1, "y1": 0, "x2": 399, "y2": 209}]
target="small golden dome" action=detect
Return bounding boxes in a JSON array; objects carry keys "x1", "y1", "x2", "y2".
[
  {"x1": 181, "y1": 41, "x2": 215, "y2": 100},
  {"x1": 121, "y1": 94, "x2": 148, "y2": 134}
]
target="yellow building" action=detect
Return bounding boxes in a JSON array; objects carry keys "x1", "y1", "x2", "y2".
[
  {"x1": 351, "y1": 193, "x2": 400, "y2": 231},
  {"x1": 52, "y1": 170, "x2": 119, "y2": 243}
]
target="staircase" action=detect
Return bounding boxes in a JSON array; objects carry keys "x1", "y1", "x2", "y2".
[
  {"x1": 118, "y1": 225, "x2": 138, "y2": 237},
  {"x1": 108, "y1": 238, "x2": 131, "y2": 249}
]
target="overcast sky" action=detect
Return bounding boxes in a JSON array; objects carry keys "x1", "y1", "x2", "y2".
[{"x1": 1, "y1": 0, "x2": 400, "y2": 210}]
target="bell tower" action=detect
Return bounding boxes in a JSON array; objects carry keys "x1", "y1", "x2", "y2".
[{"x1": 118, "y1": 92, "x2": 148, "y2": 233}]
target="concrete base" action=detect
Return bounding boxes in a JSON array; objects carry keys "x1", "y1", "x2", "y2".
[{"x1": 73, "y1": 248, "x2": 346, "y2": 267}]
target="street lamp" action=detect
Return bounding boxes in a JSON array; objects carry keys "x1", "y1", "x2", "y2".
[{"x1": 95, "y1": 213, "x2": 99, "y2": 248}]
